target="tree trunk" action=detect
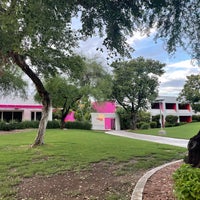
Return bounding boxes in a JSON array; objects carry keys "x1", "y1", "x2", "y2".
[
  {"x1": 60, "y1": 96, "x2": 82, "y2": 129},
  {"x1": 61, "y1": 108, "x2": 68, "y2": 129},
  {"x1": 9, "y1": 51, "x2": 51, "y2": 146},
  {"x1": 33, "y1": 91, "x2": 51, "y2": 146},
  {"x1": 130, "y1": 112, "x2": 137, "y2": 130}
]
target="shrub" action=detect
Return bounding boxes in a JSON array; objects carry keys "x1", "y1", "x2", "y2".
[
  {"x1": 152, "y1": 115, "x2": 160, "y2": 128},
  {"x1": 65, "y1": 121, "x2": 92, "y2": 130},
  {"x1": 192, "y1": 115, "x2": 200, "y2": 122},
  {"x1": 21, "y1": 121, "x2": 39, "y2": 128},
  {"x1": 165, "y1": 115, "x2": 178, "y2": 124},
  {"x1": 136, "y1": 122, "x2": 144, "y2": 129},
  {"x1": 173, "y1": 164, "x2": 200, "y2": 200},
  {"x1": 137, "y1": 111, "x2": 151, "y2": 123},
  {"x1": 47, "y1": 120, "x2": 60, "y2": 129},
  {"x1": 0, "y1": 122, "x2": 11, "y2": 131},
  {"x1": 165, "y1": 122, "x2": 175, "y2": 127},
  {"x1": 150, "y1": 121, "x2": 157, "y2": 128},
  {"x1": 140, "y1": 122, "x2": 150, "y2": 129}
]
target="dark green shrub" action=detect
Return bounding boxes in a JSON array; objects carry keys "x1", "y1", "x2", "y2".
[
  {"x1": 47, "y1": 120, "x2": 60, "y2": 129},
  {"x1": 165, "y1": 115, "x2": 178, "y2": 124},
  {"x1": 65, "y1": 121, "x2": 92, "y2": 130},
  {"x1": 140, "y1": 122, "x2": 150, "y2": 129},
  {"x1": 150, "y1": 121, "x2": 157, "y2": 128},
  {"x1": 0, "y1": 122, "x2": 11, "y2": 131},
  {"x1": 136, "y1": 122, "x2": 144, "y2": 129},
  {"x1": 21, "y1": 121, "x2": 39, "y2": 128},
  {"x1": 192, "y1": 115, "x2": 200, "y2": 122},
  {"x1": 152, "y1": 115, "x2": 161, "y2": 128},
  {"x1": 173, "y1": 164, "x2": 200, "y2": 200}
]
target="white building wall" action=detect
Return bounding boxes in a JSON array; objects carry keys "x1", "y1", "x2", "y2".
[
  {"x1": 150, "y1": 96, "x2": 193, "y2": 123},
  {"x1": 91, "y1": 113, "x2": 120, "y2": 130}
]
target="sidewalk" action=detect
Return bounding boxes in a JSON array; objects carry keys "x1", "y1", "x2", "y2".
[{"x1": 106, "y1": 130, "x2": 188, "y2": 148}]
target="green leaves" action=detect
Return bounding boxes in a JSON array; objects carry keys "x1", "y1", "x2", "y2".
[
  {"x1": 173, "y1": 164, "x2": 200, "y2": 200},
  {"x1": 111, "y1": 57, "x2": 165, "y2": 129},
  {"x1": 0, "y1": 65, "x2": 27, "y2": 97},
  {"x1": 111, "y1": 57, "x2": 165, "y2": 110},
  {"x1": 178, "y1": 75, "x2": 200, "y2": 112}
]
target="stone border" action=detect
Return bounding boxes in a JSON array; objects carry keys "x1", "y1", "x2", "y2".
[{"x1": 131, "y1": 159, "x2": 182, "y2": 200}]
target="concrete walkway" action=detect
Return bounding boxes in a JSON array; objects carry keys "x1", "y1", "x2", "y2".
[{"x1": 106, "y1": 130, "x2": 189, "y2": 148}]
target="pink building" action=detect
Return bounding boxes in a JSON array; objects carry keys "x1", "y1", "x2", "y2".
[
  {"x1": 0, "y1": 96, "x2": 52, "y2": 122},
  {"x1": 91, "y1": 101, "x2": 120, "y2": 130}
]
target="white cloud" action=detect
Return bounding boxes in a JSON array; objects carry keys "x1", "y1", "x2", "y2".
[
  {"x1": 167, "y1": 60, "x2": 199, "y2": 69},
  {"x1": 126, "y1": 28, "x2": 157, "y2": 45},
  {"x1": 159, "y1": 59, "x2": 200, "y2": 96}
]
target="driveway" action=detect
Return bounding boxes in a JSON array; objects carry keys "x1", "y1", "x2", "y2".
[{"x1": 106, "y1": 130, "x2": 188, "y2": 148}]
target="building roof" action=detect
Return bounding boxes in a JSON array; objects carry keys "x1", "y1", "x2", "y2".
[{"x1": 0, "y1": 96, "x2": 41, "y2": 105}]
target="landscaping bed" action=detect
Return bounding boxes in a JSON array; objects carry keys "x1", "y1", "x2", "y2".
[{"x1": 17, "y1": 160, "x2": 144, "y2": 200}]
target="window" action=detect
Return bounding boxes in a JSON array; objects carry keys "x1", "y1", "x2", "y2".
[
  {"x1": 13, "y1": 112, "x2": 22, "y2": 122},
  {"x1": 151, "y1": 103, "x2": 160, "y2": 109},
  {"x1": 3, "y1": 112, "x2": 12, "y2": 122},
  {"x1": 166, "y1": 103, "x2": 176, "y2": 110},
  {"x1": 178, "y1": 104, "x2": 189, "y2": 110},
  {"x1": 1, "y1": 111, "x2": 23, "y2": 122},
  {"x1": 31, "y1": 112, "x2": 42, "y2": 121},
  {"x1": 36, "y1": 112, "x2": 42, "y2": 121}
]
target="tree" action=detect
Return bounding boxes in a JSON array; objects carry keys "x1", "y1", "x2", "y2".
[
  {"x1": 36, "y1": 59, "x2": 112, "y2": 128},
  {"x1": 78, "y1": 59, "x2": 113, "y2": 101},
  {"x1": 178, "y1": 75, "x2": 200, "y2": 112},
  {"x1": 0, "y1": 1, "x2": 83, "y2": 146},
  {"x1": 40, "y1": 76, "x2": 83, "y2": 129},
  {"x1": 111, "y1": 57, "x2": 165, "y2": 129},
  {"x1": 0, "y1": 1, "x2": 198, "y2": 145}
]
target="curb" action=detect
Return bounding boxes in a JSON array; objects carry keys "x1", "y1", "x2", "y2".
[{"x1": 131, "y1": 159, "x2": 182, "y2": 200}]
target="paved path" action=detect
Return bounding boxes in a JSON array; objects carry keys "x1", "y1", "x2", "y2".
[{"x1": 106, "y1": 130, "x2": 188, "y2": 148}]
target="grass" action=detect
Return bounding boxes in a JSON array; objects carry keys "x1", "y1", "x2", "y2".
[
  {"x1": 0, "y1": 129, "x2": 186, "y2": 200},
  {"x1": 132, "y1": 122, "x2": 200, "y2": 139}
]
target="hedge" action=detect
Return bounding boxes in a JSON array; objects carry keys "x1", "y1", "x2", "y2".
[
  {"x1": 65, "y1": 121, "x2": 92, "y2": 130},
  {"x1": 0, "y1": 120, "x2": 92, "y2": 131}
]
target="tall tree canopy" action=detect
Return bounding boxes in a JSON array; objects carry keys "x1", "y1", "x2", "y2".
[
  {"x1": 111, "y1": 57, "x2": 165, "y2": 129},
  {"x1": 0, "y1": 0, "x2": 198, "y2": 145},
  {"x1": 178, "y1": 74, "x2": 200, "y2": 113}
]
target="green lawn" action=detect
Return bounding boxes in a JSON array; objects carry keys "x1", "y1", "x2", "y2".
[
  {"x1": 0, "y1": 129, "x2": 186, "y2": 199},
  {"x1": 133, "y1": 122, "x2": 200, "y2": 139}
]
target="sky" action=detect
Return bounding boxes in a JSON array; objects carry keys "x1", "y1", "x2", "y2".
[{"x1": 75, "y1": 31, "x2": 200, "y2": 97}]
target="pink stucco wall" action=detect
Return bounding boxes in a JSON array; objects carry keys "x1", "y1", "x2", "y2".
[
  {"x1": 92, "y1": 101, "x2": 116, "y2": 113},
  {"x1": 64, "y1": 111, "x2": 75, "y2": 122}
]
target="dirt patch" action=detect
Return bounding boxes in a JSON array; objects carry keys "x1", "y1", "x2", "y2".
[
  {"x1": 143, "y1": 161, "x2": 182, "y2": 200},
  {"x1": 16, "y1": 161, "x2": 144, "y2": 200}
]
